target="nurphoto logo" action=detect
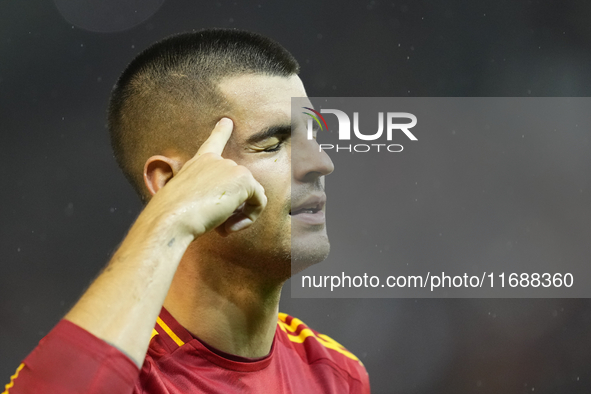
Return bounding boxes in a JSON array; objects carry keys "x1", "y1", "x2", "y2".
[{"x1": 302, "y1": 107, "x2": 418, "y2": 153}]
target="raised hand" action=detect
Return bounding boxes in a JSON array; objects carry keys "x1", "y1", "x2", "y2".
[{"x1": 149, "y1": 117, "x2": 267, "y2": 238}]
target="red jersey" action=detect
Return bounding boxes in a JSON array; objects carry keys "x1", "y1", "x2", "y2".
[{"x1": 4, "y1": 308, "x2": 370, "y2": 393}]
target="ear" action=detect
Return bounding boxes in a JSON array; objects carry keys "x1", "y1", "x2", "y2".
[{"x1": 143, "y1": 155, "x2": 185, "y2": 196}]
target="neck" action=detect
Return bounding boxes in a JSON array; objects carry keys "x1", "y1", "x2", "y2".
[{"x1": 163, "y1": 242, "x2": 284, "y2": 358}]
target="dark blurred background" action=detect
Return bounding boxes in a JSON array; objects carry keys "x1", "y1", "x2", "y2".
[{"x1": 2, "y1": 1, "x2": 591, "y2": 393}]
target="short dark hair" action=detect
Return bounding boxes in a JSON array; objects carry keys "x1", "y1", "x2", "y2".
[{"x1": 108, "y1": 29, "x2": 300, "y2": 202}]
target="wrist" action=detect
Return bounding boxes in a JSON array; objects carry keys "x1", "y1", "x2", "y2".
[
  {"x1": 142, "y1": 188, "x2": 210, "y2": 239},
  {"x1": 134, "y1": 209, "x2": 197, "y2": 250}
]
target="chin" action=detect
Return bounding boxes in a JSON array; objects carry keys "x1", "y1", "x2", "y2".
[{"x1": 289, "y1": 237, "x2": 330, "y2": 276}]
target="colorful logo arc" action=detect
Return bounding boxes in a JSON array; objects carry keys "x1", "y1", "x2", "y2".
[{"x1": 302, "y1": 107, "x2": 329, "y2": 132}]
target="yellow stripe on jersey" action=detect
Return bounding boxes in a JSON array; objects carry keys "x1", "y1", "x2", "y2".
[
  {"x1": 2, "y1": 363, "x2": 24, "y2": 394},
  {"x1": 156, "y1": 317, "x2": 185, "y2": 347},
  {"x1": 277, "y1": 313, "x2": 362, "y2": 364},
  {"x1": 150, "y1": 328, "x2": 159, "y2": 340}
]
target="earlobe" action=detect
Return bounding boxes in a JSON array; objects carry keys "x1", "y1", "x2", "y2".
[{"x1": 143, "y1": 155, "x2": 183, "y2": 196}]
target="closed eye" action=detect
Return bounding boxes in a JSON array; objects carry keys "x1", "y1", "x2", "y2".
[{"x1": 263, "y1": 141, "x2": 285, "y2": 152}]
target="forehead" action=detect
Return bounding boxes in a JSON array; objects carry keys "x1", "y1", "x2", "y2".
[{"x1": 218, "y1": 74, "x2": 308, "y2": 138}]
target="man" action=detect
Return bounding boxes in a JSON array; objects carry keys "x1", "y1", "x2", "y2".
[{"x1": 3, "y1": 29, "x2": 370, "y2": 393}]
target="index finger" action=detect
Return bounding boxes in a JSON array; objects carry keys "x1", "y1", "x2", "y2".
[{"x1": 196, "y1": 117, "x2": 234, "y2": 156}]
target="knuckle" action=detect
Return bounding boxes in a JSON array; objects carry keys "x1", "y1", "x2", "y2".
[
  {"x1": 233, "y1": 165, "x2": 252, "y2": 178},
  {"x1": 221, "y1": 158, "x2": 238, "y2": 167},
  {"x1": 199, "y1": 152, "x2": 218, "y2": 160},
  {"x1": 262, "y1": 193, "x2": 268, "y2": 207}
]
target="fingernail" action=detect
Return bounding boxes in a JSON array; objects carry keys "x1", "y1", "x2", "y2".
[
  {"x1": 229, "y1": 218, "x2": 252, "y2": 232},
  {"x1": 219, "y1": 117, "x2": 232, "y2": 126}
]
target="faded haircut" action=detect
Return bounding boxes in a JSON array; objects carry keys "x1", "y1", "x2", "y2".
[{"x1": 108, "y1": 29, "x2": 300, "y2": 202}]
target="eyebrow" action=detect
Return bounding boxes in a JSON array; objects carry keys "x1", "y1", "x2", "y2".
[{"x1": 245, "y1": 124, "x2": 292, "y2": 145}]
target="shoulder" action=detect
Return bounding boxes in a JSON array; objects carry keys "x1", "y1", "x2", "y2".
[{"x1": 276, "y1": 313, "x2": 370, "y2": 392}]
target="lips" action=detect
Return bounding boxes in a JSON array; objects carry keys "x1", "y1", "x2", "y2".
[{"x1": 290, "y1": 194, "x2": 326, "y2": 216}]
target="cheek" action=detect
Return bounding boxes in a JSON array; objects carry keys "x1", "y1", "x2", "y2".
[
  {"x1": 238, "y1": 152, "x2": 291, "y2": 216},
  {"x1": 260, "y1": 180, "x2": 289, "y2": 215},
  {"x1": 250, "y1": 177, "x2": 289, "y2": 220},
  {"x1": 249, "y1": 157, "x2": 291, "y2": 192}
]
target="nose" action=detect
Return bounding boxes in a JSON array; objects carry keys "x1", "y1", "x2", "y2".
[{"x1": 292, "y1": 135, "x2": 335, "y2": 183}]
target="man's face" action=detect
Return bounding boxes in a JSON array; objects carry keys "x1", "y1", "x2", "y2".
[{"x1": 194, "y1": 74, "x2": 334, "y2": 280}]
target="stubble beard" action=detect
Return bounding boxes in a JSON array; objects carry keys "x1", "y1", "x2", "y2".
[{"x1": 289, "y1": 233, "x2": 331, "y2": 276}]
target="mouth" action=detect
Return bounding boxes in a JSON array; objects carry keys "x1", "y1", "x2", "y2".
[
  {"x1": 289, "y1": 194, "x2": 326, "y2": 225},
  {"x1": 289, "y1": 205, "x2": 322, "y2": 216}
]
